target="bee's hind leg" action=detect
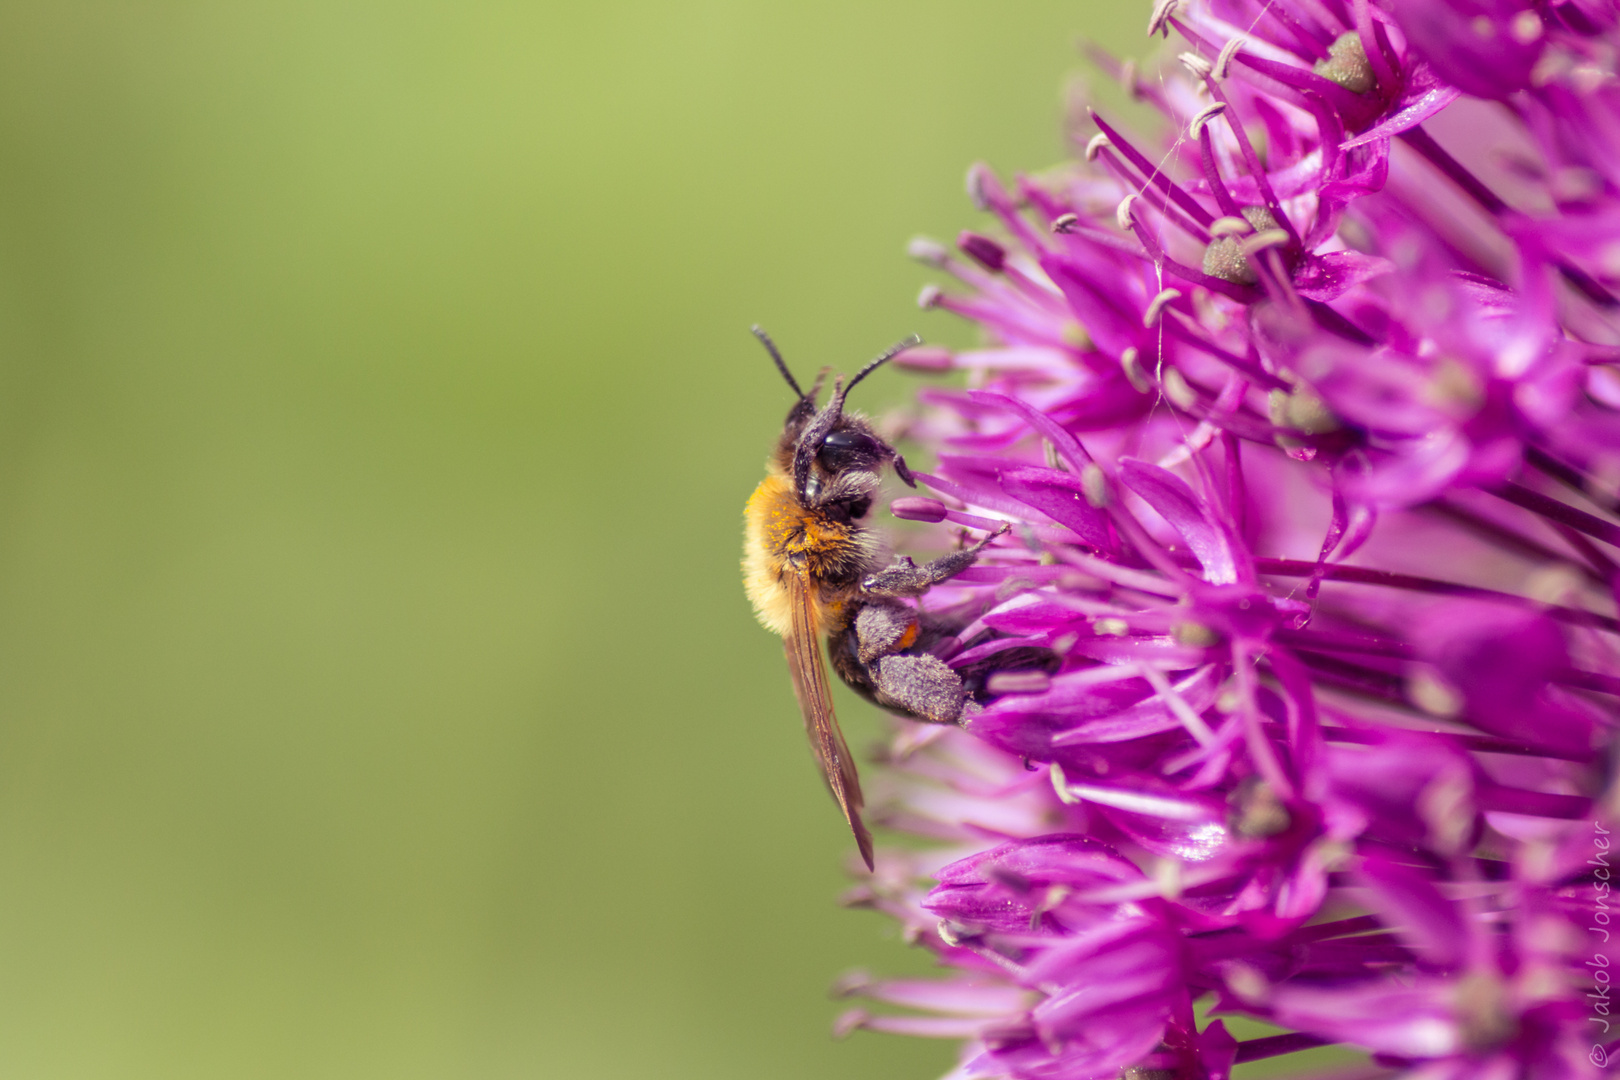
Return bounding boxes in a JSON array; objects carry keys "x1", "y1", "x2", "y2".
[
  {"x1": 872, "y1": 653, "x2": 967, "y2": 723},
  {"x1": 860, "y1": 523, "x2": 1009, "y2": 599},
  {"x1": 849, "y1": 524, "x2": 1010, "y2": 724}
]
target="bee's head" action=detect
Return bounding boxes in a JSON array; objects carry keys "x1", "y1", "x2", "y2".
[{"x1": 751, "y1": 327, "x2": 919, "y2": 517}]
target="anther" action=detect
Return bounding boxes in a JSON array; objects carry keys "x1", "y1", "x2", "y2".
[
  {"x1": 917, "y1": 284, "x2": 943, "y2": 309},
  {"x1": 1051, "y1": 212, "x2": 1080, "y2": 234},
  {"x1": 1146, "y1": 0, "x2": 1180, "y2": 38},
  {"x1": 892, "y1": 345, "x2": 954, "y2": 372},
  {"x1": 830, "y1": 970, "x2": 872, "y2": 997},
  {"x1": 1163, "y1": 368, "x2": 1197, "y2": 409},
  {"x1": 957, "y1": 231, "x2": 1007, "y2": 273},
  {"x1": 1084, "y1": 133, "x2": 1111, "y2": 162},
  {"x1": 1240, "y1": 229, "x2": 1291, "y2": 257},
  {"x1": 987, "y1": 670, "x2": 1051, "y2": 694},
  {"x1": 1214, "y1": 36, "x2": 1245, "y2": 79},
  {"x1": 1119, "y1": 58, "x2": 1139, "y2": 99},
  {"x1": 1407, "y1": 667, "x2": 1464, "y2": 718},
  {"x1": 1120, "y1": 346, "x2": 1151, "y2": 393},
  {"x1": 1229, "y1": 777, "x2": 1291, "y2": 838},
  {"x1": 1209, "y1": 216, "x2": 1251, "y2": 237},
  {"x1": 1142, "y1": 288, "x2": 1182, "y2": 327},
  {"x1": 965, "y1": 164, "x2": 991, "y2": 211},
  {"x1": 890, "y1": 497, "x2": 949, "y2": 523},
  {"x1": 1189, "y1": 101, "x2": 1226, "y2": 138},
  {"x1": 1116, "y1": 192, "x2": 1139, "y2": 230},
  {"x1": 906, "y1": 236, "x2": 949, "y2": 266},
  {"x1": 1267, "y1": 383, "x2": 1339, "y2": 436},
  {"x1": 1179, "y1": 51, "x2": 1213, "y2": 80},
  {"x1": 1173, "y1": 621, "x2": 1221, "y2": 648},
  {"x1": 1225, "y1": 964, "x2": 1269, "y2": 1005},
  {"x1": 1081, "y1": 463, "x2": 1111, "y2": 508}
]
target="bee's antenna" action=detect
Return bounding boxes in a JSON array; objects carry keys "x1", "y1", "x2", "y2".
[
  {"x1": 751, "y1": 325, "x2": 805, "y2": 399},
  {"x1": 843, "y1": 334, "x2": 922, "y2": 398},
  {"x1": 789, "y1": 335, "x2": 922, "y2": 498}
]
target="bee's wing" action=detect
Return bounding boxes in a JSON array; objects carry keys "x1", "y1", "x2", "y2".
[{"x1": 784, "y1": 573, "x2": 875, "y2": 871}]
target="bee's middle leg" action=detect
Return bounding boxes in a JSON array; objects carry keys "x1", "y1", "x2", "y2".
[{"x1": 852, "y1": 599, "x2": 967, "y2": 724}]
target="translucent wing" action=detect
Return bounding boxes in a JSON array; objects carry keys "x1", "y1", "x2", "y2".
[{"x1": 784, "y1": 573, "x2": 875, "y2": 870}]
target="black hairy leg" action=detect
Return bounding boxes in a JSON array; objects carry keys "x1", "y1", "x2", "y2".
[{"x1": 859, "y1": 523, "x2": 1010, "y2": 598}]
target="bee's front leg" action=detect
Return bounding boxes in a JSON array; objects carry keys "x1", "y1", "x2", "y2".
[{"x1": 859, "y1": 523, "x2": 1009, "y2": 599}]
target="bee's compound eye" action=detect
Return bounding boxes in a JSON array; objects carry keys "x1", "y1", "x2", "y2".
[{"x1": 817, "y1": 430, "x2": 882, "y2": 472}]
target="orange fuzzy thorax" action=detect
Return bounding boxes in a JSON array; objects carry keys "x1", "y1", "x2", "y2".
[{"x1": 742, "y1": 470, "x2": 863, "y2": 637}]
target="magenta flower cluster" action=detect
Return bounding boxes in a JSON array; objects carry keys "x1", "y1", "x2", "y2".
[{"x1": 835, "y1": 2, "x2": 1620, "y2": 1078}]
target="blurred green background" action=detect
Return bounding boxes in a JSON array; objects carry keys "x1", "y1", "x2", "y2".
[{"x1": 0, "y1": 3, "x2": 1171, "y2": 1078}]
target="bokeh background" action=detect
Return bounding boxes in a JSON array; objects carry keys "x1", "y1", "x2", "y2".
[{"x1": 0, "y1": 3, "x2": 1324, "y2": 1078}]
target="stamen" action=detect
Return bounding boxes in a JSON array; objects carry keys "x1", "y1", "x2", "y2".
[
  {"x1": 957, "y1": 231, "x2": 1007, "y2": 273},
  {"x1": 1490, "y1": 481, "x2": 1620, "y2": 550},
  {"x1": 1146, "y1": 0, "x2": 1179, "y2": 39},
  {"x1": 907, "y1": 237, "x2": 949, "y2": 267},
  {"x1": 1479, "y1": 784, "x2": 1591, "y2": 819},
  {"x1": 987, "y1": 670, "x2": 1052, "y2": 694},
  {"x1": 1116, "y1": 193, "x2": 1139, "y2": 231},
  {"x1": 1253, "y1": 557, "x2": 1620, "y2": 633},
  {"x1": 1195, "y1": 82, "x2": 1303, "y2": 250},
  {"x1": 965, "y1": 163, "x2": 991, "y2": 211},
  {"x1": 1118, "y1": 58, "x2": 1139, "y2": 100},
  {"x1": 1233, "y1": 1033, "x2": 1335, "y2": 1063},
  {"x1": 1142, "y1": 288, "x2": 1183, "y2": 327},
  {"x1": 1351, "y1": 0, "x2": 1398, "y2": 89},
  {"x1": 891, "y1": 497, "x2": 949, "y2": 523},
  {"x1": 1400, "y1": 126, "x2": 1618, "y2": 308},
  {"x1": 1188, "y1": 101, "x2": 1226, "y2": 138},
  {"x1": 1214, "y1": 36, "x2": 1245, "y2": 79},
  {"x1": 1120, "y1": 347, "x2": 1151, "y2": 393},
  {"x1": 1240, "y1": 229, "x2": 1291, "y2": 257},
  {"x1": 1090, "y1": 111, "x2": 1215, "y2": 228},
  {"x1": 1096, "y1": 147, "x2": 1211, "y2": 241}
]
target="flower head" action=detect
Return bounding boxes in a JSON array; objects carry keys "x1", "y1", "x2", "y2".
[{"x1": 837, "y1": 3, "x2": 1620, "y2": 1077}]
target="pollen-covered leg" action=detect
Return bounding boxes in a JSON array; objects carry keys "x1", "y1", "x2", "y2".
[
  {"x1": 860, "y1": 523, "x2": 1009, "y2": 598},
  {"x1": 853, "y1": 599, "x2": 920, "y2": 664},
  {"x1": 874, "y1": 653, "x2": 966, "y2": 724}
]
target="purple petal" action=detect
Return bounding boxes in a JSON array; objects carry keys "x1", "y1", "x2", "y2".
[
  {"x1": 1118, "y1": 459, "x2": 1247, "y2": 585},
  {"x1": 1293, "y1": 250, "x2": 1395, "y2": 301},
  {"x1": 1356, "y1": 855, "x2": 1470, "y2": 968},
  {"x1": 998, "y1": 465, "x2": 1114, "y2": 550}
]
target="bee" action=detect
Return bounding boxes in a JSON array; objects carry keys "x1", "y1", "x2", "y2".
[{"x1": 742, "y1": 327, "x2": 1010, "y2": 870}]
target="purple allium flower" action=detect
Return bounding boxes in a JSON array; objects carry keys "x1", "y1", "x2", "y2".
[{"x1": 834, "y1": 3, "x2": 1620, "y2": 1077}]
